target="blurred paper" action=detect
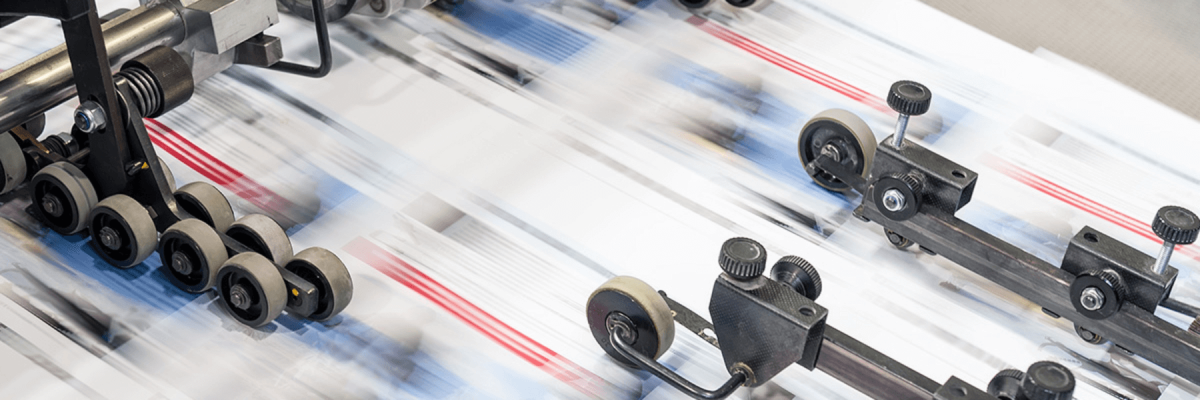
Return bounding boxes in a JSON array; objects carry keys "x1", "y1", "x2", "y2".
[{"x1": 0, "y1": 0, "x2": 1197, "y2": 399}]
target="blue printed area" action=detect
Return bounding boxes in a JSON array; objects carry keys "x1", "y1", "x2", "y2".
[
  {"x1": 316, "y1": 173, "x2": 358, "y2": 211},
  {"x1": 451, "y1": 0, "x2": 594, "y2": 63},
  {"x1": 43, "y1": 234, "x2": 195, "y2": 314},
  {"x1": 284, "y1": 168, "x2": 360, "y2": 236}
]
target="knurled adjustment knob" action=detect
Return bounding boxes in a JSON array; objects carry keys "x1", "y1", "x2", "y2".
[
  {"x1": 1021, "y1": 361, "x2": 1075, "y2": 400},
  {"x1": 899, "y1": 171, "x2": 925, "y2": 194},
  {"x1": 887, "y1": 80, "x2": 932, "y2": 116},
  {"x1": 719, "y1": 237, "x2": 767, "y2": 280},
  {"x1": 1152, "y1": 206, "x2": 1200, "y2": 245},
  {"x1": 771, "y1": 255, "x2": 822, "y2": 300},
  {"x1": 1095, "y1": 269, "x2": 1127, "y2": 297},
  {"x1": 986, "y1": 369, "x2": 1025, "y2": 400}
]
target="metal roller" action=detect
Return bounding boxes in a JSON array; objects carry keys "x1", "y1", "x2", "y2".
[{"x1": 0, "y1": 5, "x2": 184, "y2": 133}]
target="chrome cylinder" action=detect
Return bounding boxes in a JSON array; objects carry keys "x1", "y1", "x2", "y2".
[
  {"x1": 0, "y1": 5, "x2": 185, "y2": 133},
  {"x1": 1154, "y1": 241, "x2": 1174, "y2": 275},
  {"x1": 892, "y1": 114, "x2": 909, "y2": 148}
]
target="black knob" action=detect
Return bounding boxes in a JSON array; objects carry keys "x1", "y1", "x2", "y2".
[
  {"x1": 1021, "y1": 361, "x2": 1075, "y2": 400},
  {"x1": 771, "y1": 255, "x2": 822, "y2": 300},
  {"x1": 1152, "y1": 206, "x2": 1200, "y2": 245},
  {"x1": 986, "y1": 369, "x2": 1025, "y2": 400},
  {"x1": 886, "y1": 81, "x2": 932, "y2": 116},
  {"x1": 719, "y1": 237, "x2": 767, "y2": 280}
]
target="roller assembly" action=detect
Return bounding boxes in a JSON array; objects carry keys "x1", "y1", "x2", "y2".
[
  {"x1": 586, "y1": 237, "x2": 1077, "y2": 399},
  {"x1": 0, "y1": 0, "x2": 369, "y2": 328},
  {"x1": 798, "y1": 80, "x2": 1200, "y2": 386}
]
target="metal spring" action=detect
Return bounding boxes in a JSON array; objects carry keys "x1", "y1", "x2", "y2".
[{"x1": 115, "y1": 67, "x2": 162, "y2": 118}]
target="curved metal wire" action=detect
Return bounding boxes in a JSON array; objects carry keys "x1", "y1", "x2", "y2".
[
  {"x1": 609, "y1": 322, "x2": 747, "y2": 400},
  {"x1": 268, "y1": 0, "x2": 332, "y2": 78}
]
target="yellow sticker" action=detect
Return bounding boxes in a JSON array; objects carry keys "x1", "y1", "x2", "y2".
[{"x1": 292, "y1": 288, "x2": 299, "y2": 296}]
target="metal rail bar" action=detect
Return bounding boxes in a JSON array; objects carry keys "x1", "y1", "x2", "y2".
[{"x1": 862, "y1": 203, "x2": 1200, "y2": 384}]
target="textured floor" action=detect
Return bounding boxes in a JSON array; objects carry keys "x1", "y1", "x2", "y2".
[{"x1": 921, "y1": 0, "x2": 1200, "y2": 120}]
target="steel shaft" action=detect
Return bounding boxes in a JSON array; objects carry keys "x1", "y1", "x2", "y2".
[
  {"x1": 0, "y1": 5, "x2": 184, "y2": 133},
  {"x1": 1154, "y1": 241, "x2": 1174, "y2": 275}
]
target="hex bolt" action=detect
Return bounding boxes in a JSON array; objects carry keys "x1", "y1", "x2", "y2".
[
  {"x1": 74, "y1": 101, "x2": 107, "y2": 134},
  {"x1": 40, "y1": 194, "x2": 64, "y2": 217},
  {"x1": 1150, "y1": 206, "x2": 1200, "y2": 275},
  {"x1": 229, "y1": 284, "x2": 252, "y2": 310},
  {"x1": 171, "y1": 252, "x2": 193, "y2": 275},
  {"x1": 819, "y1": 144, "x2": 841, "y2": 162},
  {"x1": 97, "y1": 226, "x2": 122, "y2": 250},
  {"x1": 881, "y1": 188, "x2": 906, "y2": 212},
  {"x1": 885, "y1": 81, "x2": 932, "y2": 148},
  {"x1": 1079, "y1": 287, "x2": 1105, "y2": 311}
]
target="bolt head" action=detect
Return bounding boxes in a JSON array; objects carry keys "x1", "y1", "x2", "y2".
[
  {"x1": 97, "y1": 226, "x2": 121, "y2": 250},
  {"x1": 882, "y1": 188, "x2": 906, "y2": 212},
  {"x1": 1080, "y1": 286, "x2": 1105, "y2": 311},
  {"x1": 40, "y1": 195, "x2": 63, "y2": 217},
  {"x1": 171, "y1": 252, "x2": 193, "y2": 275},
  {"x1": 229, "y1": 284, "x2": 251, "y2": 310},
  {"x1": 819, "y1": 144, "x2": 841, "y2": 162},
  {"x1": 74, "y1": 101, "x2": 106, "y2": 134}
]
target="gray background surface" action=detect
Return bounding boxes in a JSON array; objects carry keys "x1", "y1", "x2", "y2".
[{"x1": 921, "y1": 0, "x2": 1200, "y2": 120}]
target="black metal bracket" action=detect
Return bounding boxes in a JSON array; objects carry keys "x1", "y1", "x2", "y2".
[
  {"x1": 0, "y1": 1, "x2": 89, "y2": 20},
  {"x1": 660, "y1": 290, "x2": 1000, "y2": 400},
  {"x1": 709, "y1": 274, "x2": 826, "y2": 381}
]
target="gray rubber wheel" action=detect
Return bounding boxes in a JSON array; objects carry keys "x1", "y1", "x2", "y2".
[
  {"x1": 285, "y1": 247, "x2": 353, "y2": 321},
  {"x1": 217, "y1": 252, "x2": 287, "y2": 328},
  {"x1": 174, "y1": 182, "x2": 234, "y2": 232},
  {"x1": 798, "y1": 109, "x2": 877, "y2": 192},
  {"x1": 587, "y1": 276, "x2": 676, "y2": 367},
  {"x1": 226, "y1": 214, "x2": 293, "y2": 264},
  {"x1": 160, "y1": 219, "x2": 229, "y2": 293},
  {"x1": 0, "y1": 132, "x2": 26, "y2": 195},
  {"x1": 88, "y1": 194, "x2": 157, "y2": 268},
  {"x1": 31, "y1": 162, "x2": 98, "y2": 235}
]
